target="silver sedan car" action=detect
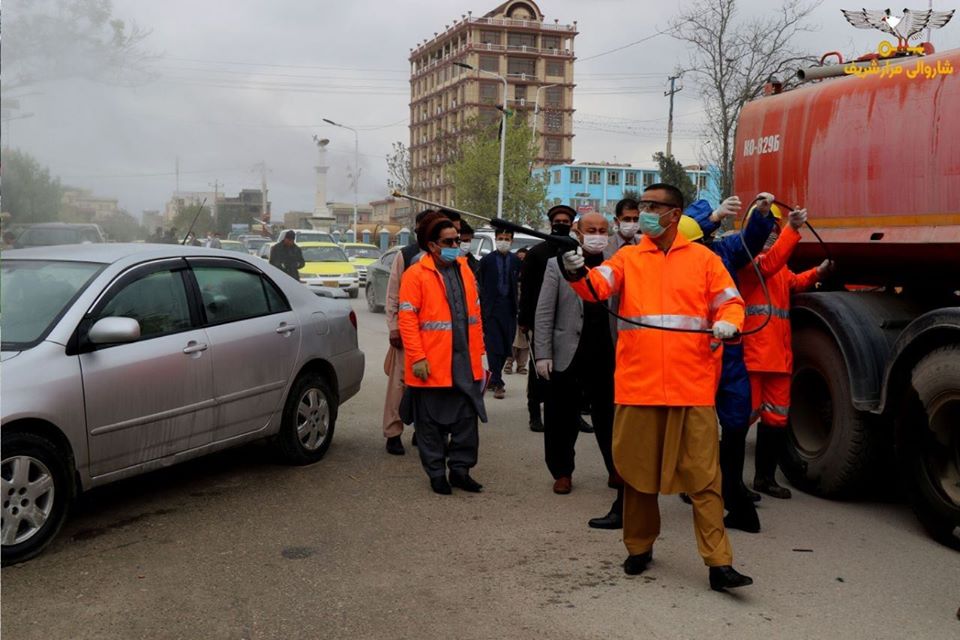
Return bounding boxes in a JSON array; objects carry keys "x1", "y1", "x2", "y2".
[{"x1": 1, "y1": 244, "x2": 365, "y2": 565}]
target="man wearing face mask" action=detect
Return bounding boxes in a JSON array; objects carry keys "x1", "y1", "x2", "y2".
[
  {"x1": 560, "y1": 183, "x2": 753, "y2": 592},
  {"x1": 613, "y1": 198, "x2": 642, "y2": 249},
  {"x1": 518, "y1": 205, "x2": 577, "y2": 432},
  {"x1": 535, "y1": 212, "x2": 622, "y2": 528},
  {"x1": 398, "y1": 212, "x2": 487, "y2": 495},
  {"x1": 478, "y1": 230, "x2": 521, "y2": 399},
  {"x1": 458, "y1": 221, "x2": 480, "y2": 276}
]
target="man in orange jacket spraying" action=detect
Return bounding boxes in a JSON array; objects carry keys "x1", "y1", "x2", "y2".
[
  {"x1": 398, "y1": 212, "x2": 488, "y2": 495},
  {"x1": 560, "y1": 183, "x2": 753, "y2": 592},
  {"x1": 738, "y1": 194, "x2": 833, "y2": 499}
]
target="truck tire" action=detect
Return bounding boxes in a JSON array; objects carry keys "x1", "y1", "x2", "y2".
[
  {"x1": 782, "y1": 327, "x2": 881, "y2": 496},
  {"x1": 1, "y1": 432, "x2": 75, "y2": 566},
  {"x1": 897, "y1": 346, "x2": 960, "y2": 550}
]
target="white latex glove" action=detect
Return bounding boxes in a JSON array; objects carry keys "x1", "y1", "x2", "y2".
[
  {"x1": 788, "y1": 208, "x2": 808, "y2": 230},
  {"x1": 710, "y1": 196, "x2": 742, "y2": 222},
  {"x1": 535, "y1": 359, "x2": 553, "y2": 380},
  {"x1": 816, "y1": 259, "x2": 835, "y2": 277},
  {"x1": 712, "y1": 320, "x2": 737, "y2": 340},
  {"x1": 754, "y1": 192, "x2": 775, "y2": 214},
  {"x1": 561, "y1": 248, "x2": 584, "y2": 273}
]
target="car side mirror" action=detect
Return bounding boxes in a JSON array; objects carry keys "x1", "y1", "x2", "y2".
[{"x1": 88, "y1": 317, "x2": 141, "y2": 344}]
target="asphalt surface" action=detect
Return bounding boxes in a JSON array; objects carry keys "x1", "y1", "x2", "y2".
[{"x1": 3, "y1": 298, "x2": 958, "y2": 640}]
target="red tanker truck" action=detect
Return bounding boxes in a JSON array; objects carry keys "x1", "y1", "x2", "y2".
[{"x1": 734, "y1": 46, "x2": 960, "y2": 548}]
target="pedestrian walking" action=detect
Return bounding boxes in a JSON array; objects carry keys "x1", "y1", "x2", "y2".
[
  {"x1": 269, "y1": 230, "x2": 305, "y2": 281},
  {"x1": 398, "y1": 212, "x2": 487, "y2": 495},
  {"x1": 478, "y1": 229, "x2": 521, "y2": 400},
  {"x1": 560, "y1": 183, "x2": 753, "y2": 592}
]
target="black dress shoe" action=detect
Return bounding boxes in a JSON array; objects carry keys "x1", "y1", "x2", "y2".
[
  {"x1": 623, "y1": 551, "x2": 652, "y2": 575},
  {"x1": 430, "y1": 476, "x2": 452, "y2": 495},
  {"x1": 449, "y1": 472, "x2": 483, "y2": 492},
  {"x1": 588, "y1": 509, "x2": 623, "y2": 530},
  {"x1": 411, "y1": 432, "x2": 418, "y2": 447},
  {"x1": 709, "y1": 565, "x2": 753, "y2": 591},
  {"x1": 386, "y1": 435, "x2": 405, "y2": 456},
  {"x1": 529, "y1": 419, "x2": 544, "y2": 433},
  {"x1": 742, "y1": 482, "x2": 762, "y2": 502},
  {"x1": 724, "y1": 508, "x2": 761, "y2": 534},
  {"x1": 753, "y1": 476, "x2": 792, "y2": 499},
  {"x1": 579, "y1": 417, "x2": 594, "y2": 434}
]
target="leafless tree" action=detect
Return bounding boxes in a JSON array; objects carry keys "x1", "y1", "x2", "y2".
[
  {"x1": 671, "y1": 0, "x2": 822, "y2": 197},
  {"x1": 385, "y1": 141, "x2": 412, "y2": 195}
]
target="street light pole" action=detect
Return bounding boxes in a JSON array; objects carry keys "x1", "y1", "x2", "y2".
[
  {"x1": 455, "y1": 61, "x2": 507, "y2": 220},
  {"x1": 323, "y1": 118, "x2": 359, "y2": 241}
]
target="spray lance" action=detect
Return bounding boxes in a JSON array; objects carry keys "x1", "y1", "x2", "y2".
[{"x1": 391, "y1": 191, "x2": 779, "y2": 338}]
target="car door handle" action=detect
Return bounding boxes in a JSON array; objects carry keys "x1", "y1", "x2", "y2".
[
  {"x1": 276, "y1": 323, "x2": 297, "y2": 335},
  {"x1": 182, "y1": 341, "x2": 209, "y2": 355}
]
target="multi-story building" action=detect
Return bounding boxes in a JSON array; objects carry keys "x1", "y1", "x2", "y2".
[
  {"x1": 369, "y1": 196, "x2": 413, "y2": 227},
  {"x1": 535, "y1": 162, "x2": 722, "y2": 217},
  {"x1": 409, "y1": 0, "x2": 577, "y2": 205},
  {"x1": 328, "y1": 202, "x2": 373, "y2": 231},
  {"x1": 61, "y1": 189, "x2": 121, "y2": 222}
]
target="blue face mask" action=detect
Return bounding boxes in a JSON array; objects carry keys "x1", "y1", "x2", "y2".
[
  {"x1": 639, "y1": 210, "x2": 671, "y2": 238},
  {"x1": 439, "y1": 247, "x2": 461, "y2": 263}
]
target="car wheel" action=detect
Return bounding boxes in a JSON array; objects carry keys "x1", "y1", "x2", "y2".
[
  {"x1": 896, "y1": 346, "x2": 960, "y2": 550},
  {"x1": 348, "y1": 288, "x2": 359, "y2": 299},
  {"x1": 1, "y1": 432, "x2": 74, "y2": 566},
  {"x1": 275, "y1": 373, "x2": 337, "y2": 465},
  {"x1": 366, "y1": 281, "x2": 383, "y2": 313}
]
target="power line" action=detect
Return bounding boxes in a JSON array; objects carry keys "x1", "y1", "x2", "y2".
[{"x1": 578, "y1": 30, "x2": 669, "y2": 62}]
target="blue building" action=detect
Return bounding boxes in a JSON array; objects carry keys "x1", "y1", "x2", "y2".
[{"x1": 534, "y1": 162, "x2": 722, "y2": 217}]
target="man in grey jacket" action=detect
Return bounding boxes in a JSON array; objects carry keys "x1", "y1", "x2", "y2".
[{"x1": 534, "y1": 212, "x2": 622, "y2": 528}]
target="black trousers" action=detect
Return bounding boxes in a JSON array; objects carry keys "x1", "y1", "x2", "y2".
[
  {"x1": 415, "y1": 415, "x2": 479, "y2": 479},
  {"x1": 527, "y1": 354, "x2": 549, "y2": 423},
  {"x1": 543, "y1": 343, "x2": 615, "y2": 479}
]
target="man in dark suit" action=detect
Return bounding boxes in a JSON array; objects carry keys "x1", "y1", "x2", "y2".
[{"x1": 478, "y1": 229, "x2": 521, "y2": 400}]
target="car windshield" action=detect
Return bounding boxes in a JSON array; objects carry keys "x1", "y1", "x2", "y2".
[
  {"x1": 17, "y1": 227, "x2": 101, "y2": 247},
  {"x1": 244, "y1": 238, "x2": 269, "y2": 250},
  {"x1": 1, "y1": 260, "x2": 104, "y2": 349},
  {"x1": 302, "y1": 246, "x2": 349, "y2": 262},
  {"x1": 345, "y1": 246, "x2": 382, "y2": 260},
  {"x1": 297, "y1": 232, "x2": 333, "y2": 243}
]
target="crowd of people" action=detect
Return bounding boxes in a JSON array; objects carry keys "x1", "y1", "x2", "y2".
[{"x1": 380, "y1": 182, "x2": 832, "y2": 592}]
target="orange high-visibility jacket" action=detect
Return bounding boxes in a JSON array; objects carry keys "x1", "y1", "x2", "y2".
[
  {"x1": 398, "y1": 253, "x2": 485, "y2": 387},
  {"x1": 570, "y1": 232, "x2": 745, "y2": 407},
  {"x1": 738, "y1": 224, "x2": 820, "y2": 374}
]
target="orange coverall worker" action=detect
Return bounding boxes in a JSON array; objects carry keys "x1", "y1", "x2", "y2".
[{"x1": 569, "y1": 231, "x2": 745, "y2": 567}]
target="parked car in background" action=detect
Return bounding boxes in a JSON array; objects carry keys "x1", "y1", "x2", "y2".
[
  {"x1": 289, "y1": 229, "x2": 335, "y2": 245},
  {"x1": 243, "y1": 237, "x2": 271, "y2": 256},
  {"x1": 298, "y1": 242, "x2": 359, "y2": 298},
  {"x1": 469, "y1": 228, "x2": 540, "y2": 258},
  {"x1": 341, "y1": 243, "x2": 382, "y2": 287},
  {"x1": 14, "y1": 223, "x2": 106, "y2": 248},
  {"x1": 218, "y1": 240, "x2": 250, "y2": 254},
  {"x1": 0, "y1": 243, "x2": 364, "y2": 565},
  {"x1": 364, "y1": 246, "x2": 400, "y2": 313}
]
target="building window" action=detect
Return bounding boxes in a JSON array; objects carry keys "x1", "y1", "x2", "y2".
[
  {"x1": 545, "y1": 138, "x2": 561, "y2": 159},
  {"x1": 541, "y1": 35, "x2": 560, "y2": 50},
  {"x1": 553, "y1": 170, "x2": 561, "y2": 183},
  {"x1": 480, "y1": 82, "x2": 498, "y2": 105},
  {"x1": 698, "y1": 174, "x2": 708, "y2": 190},
  {"x1": 514, "y1": 85, "x2": 527, "y2": 103},
  {"x1": 480, "y1": 31, "x2": 501, "y2": 45},
  {"x1": 545, "y1": 86, "x2": 562, "y2": 108},
  {"x1": 642, "y1": 172, "x2": 655, "y2": 187},
  {"x1": 588, "y1": 170, "x2": 601, "y2": 185},
  {"x1": 544, "y1": 171, "x2": 550, "y2": 185},
  {"x1": 625, "y1": 172, "x2": 638, "y2": 187},
  {"x1": 545, "y1": 112, "x2": 562, "y2": 133},
  {"x1": 479, "y1": 55, "x2": 499, "y2": 72},
  {"x1": 546, "y1": 60, "x2": 564, "y2": 77},
  {"x1": 507, "y1": 57, "x2": 536, "y2": 76},
  {"x1": 479, "y1": 106, "x2": 499, "y2": 126},
  {"x1": 508, "y1": 32, "x2": 536, "y2": 48},
  {"x1": 569, "y1": 168, "x2": 583, "y2": 184},
  {"x1": 607, "y1": 171, "x2": 620, "y2": 186}
]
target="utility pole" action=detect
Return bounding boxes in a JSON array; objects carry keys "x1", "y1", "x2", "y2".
[
  {"x1": 253, "y1": 161, "x2": 269, "y2": 225},
  {"x1": 664, "y1": 74, "x2": 683, "y2": 158},
  {"x1": 209, "y1": 179, "x2": 221, "y2": 228},
  {"x1": 175, "y1": 156, "x2": 180, "y2": 194}
]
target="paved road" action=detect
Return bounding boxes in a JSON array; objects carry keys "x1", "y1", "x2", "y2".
[{"x1": 3, "y1": 299, "x2": 958, "y2": 640}]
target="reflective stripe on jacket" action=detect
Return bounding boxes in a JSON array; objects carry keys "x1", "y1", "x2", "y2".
[
  {"x1": 397, "y1": 253, "x2": 485, "y2": 387},
  {"x1": 738, "y1": 224, "x2": 820, "y2": 374},
  {"x1": 570, "y1": 232, "x2": 745, "y2": 406}
]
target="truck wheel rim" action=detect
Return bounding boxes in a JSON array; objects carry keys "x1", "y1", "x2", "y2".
[
  {"x1": 1, "y1": 455, "x2": 55, "y2": 546},
  {"x1": 790, "y1": 368, "x2": 833, "y2": 456},
  {"x1": 366, "y1": 284, "x2": 376, "y2": 310},
  {"x1": 924, "y1": 393, "x2": 960, "y2": 506},
  {"x1": 296, "y1": 387, "x2": 330, "y2": 451}
]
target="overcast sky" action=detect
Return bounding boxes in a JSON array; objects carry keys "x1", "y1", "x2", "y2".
[{"x1": 5, "y1": 0, "x2": 959, "y2": 220}]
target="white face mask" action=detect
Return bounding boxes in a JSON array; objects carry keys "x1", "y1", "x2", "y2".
[
  {"x1": 618, "y1": 221, "x2": 639, "y2": 239},
  {"x1": 581, "y1": 234, "x2": 609, "y2": 254},
  {"x1": 495, "y1": 240, "x2": 511, "y2": 254}
]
